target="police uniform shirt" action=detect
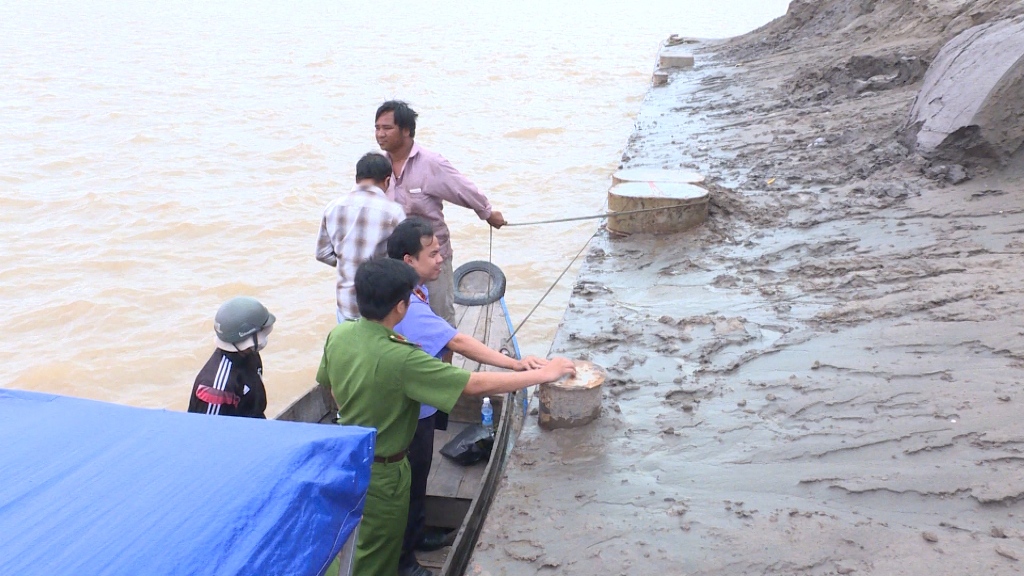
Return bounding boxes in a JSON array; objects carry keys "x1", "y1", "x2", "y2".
[
  {"x1": 315, "y1": 319, "x2": 470, "y2": 457},
  {"x1": 392, "y1": 285, "x2": 457, "y2": 420},
  {"x1": 187, "y1": 349, "x2": 268, "y2": 418}
]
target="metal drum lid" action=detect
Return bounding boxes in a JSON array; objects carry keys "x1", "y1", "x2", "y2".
[
  {"x1": 612, "y1": 168, "x2": 705, "y2": 185},
  {"x1": 609, "y1": 181, "x2": 708, "y2": 201}
]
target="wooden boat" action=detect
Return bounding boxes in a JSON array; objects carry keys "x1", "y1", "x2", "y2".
[{"x1": 277, "y1": 261, "x2": 526, "y2": 576}]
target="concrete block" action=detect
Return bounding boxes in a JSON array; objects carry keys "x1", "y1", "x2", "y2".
[
  {"x1": 659, "y1": 53, "x2": 694, "y2": 69},
  {"x1": 538, "y1": 361, "x2": 605, "y2": 430},
  {"x1": 652, "y1": 71, "x2": 669, "y2": 86},
  {"x1": 607, "y1": 181, "x2": 709, "y2": 235}
]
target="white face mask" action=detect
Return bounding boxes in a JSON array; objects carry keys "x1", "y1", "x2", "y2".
[
  {"x1": 253, "y1": 325, "x2": 273, "y2": 352},
  {"x1": 215, "y1": 324, "x2": 273, "y2": 353},
  {"x1": 255, "y1": 326, "x2": 271, "y2": 352}
]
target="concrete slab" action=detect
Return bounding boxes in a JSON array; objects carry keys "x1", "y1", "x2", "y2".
[
  {"x1": 659, "y1": 42, "x2": 695, "y2": 69},
  {"x1": 611, "y1": 167, "x2": 705, "y2": 185},
  {"x1": 906, "y1": 16, "x2": 1024, "y2": 164}
]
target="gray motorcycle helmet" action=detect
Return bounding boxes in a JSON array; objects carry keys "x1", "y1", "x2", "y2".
[{"x1": 214, "y1": 297, "x2": 276, "y2": 345}]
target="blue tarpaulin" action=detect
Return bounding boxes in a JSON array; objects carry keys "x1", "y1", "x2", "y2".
[{"x1": 0, "y1": 388, "x2": 374, "y2": 576}]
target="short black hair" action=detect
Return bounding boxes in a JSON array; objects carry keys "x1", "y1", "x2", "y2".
[
  {"x1": 376, "y1": 100, "x2": 418, "y2": 138},
  {"x1": 355, "y1": 152, "x2": 392, "y2": 184},
  {"x1": 387, "y1": 217, "x2": 435, "y2": 261},
  {"x1": 354, "y1": 259, "x2": 419, "y2": 321}
]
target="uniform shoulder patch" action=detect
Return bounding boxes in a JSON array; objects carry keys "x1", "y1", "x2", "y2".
[
  {"x1": 413, "y1": 287, "x2": 428, "y2": 303},
  {"x1": 389, "y1": 333, "x2": 421, "y2": 347}
]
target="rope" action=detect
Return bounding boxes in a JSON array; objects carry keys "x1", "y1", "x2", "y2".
[
  {"x1": 484, "y1": 226, "x2": 493, "y2": 345},
  {"x1": 495, "y1": 197, "x2": 669, "y2": 343},
  {"x1": 505, "y1": 228, "x2": 599, "y2": 344},
  {"x1": 504, "y1": 203, "x2": 694, "y2": 227}
]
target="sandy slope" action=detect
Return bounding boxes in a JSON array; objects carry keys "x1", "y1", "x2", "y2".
[{"x1": 470, "y1": 1, "x2": 1024, "y2": 574}]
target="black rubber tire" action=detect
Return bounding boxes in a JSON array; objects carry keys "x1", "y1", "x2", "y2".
[{"x1": 453, "y1": 260, "x2": 507, "y2": 306}]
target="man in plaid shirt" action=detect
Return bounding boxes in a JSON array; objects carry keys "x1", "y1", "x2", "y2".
[{"x1": 316, "y1": 152, "x2": 407, "y2": 321}]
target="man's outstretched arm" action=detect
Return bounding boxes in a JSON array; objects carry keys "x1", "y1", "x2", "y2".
[
  {"x1": 446, "y1": 332, "x2": 546, "y2": 372},
  {"x1": 462, "y1": 357, "x2": 575, "y2": 396}
]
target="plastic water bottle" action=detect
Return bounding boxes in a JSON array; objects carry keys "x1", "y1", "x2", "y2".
[{"x1": 481, "y1": 397, "x2": 494, "y2": 434}]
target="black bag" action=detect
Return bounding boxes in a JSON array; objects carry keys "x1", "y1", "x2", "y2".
[{"x1": 439, "y1": 425, "x2": 494, "y2": 465}]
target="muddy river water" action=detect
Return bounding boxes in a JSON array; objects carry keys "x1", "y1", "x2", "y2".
[{"x1": 0, "y1": 0, "x2": 788, "y2": 413}]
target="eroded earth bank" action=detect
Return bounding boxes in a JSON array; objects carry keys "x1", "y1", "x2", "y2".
[{"x1": 470, "y1": 1, "x2": 1024, "y2": 574}]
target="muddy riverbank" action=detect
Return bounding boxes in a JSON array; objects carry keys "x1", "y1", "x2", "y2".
[{"x1": 470, "y1": 1, "x2": 1024, "y2": 574}]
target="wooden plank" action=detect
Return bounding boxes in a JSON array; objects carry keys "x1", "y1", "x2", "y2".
[
  {"x1": 449, "y1": 301, "x2": 513, "y2": 422},
  {"x1": 430, "y1": 453, "x2": 465, "y2": 499},
  {"x1": 452, "y1": 298, "x2": 471, "y2": 329},
  {"x1": 429, "y1": 422, "x2": 471, "y2": 499},
  {"x1": 452, "y1": 303, "x2": 485, "y2": 371},
  {"x1": 429, "y1": 296, "x2": 522, "y2": 575},
  {"x1": 456, "y1": 460, "x2": 486, "y2": 500},
  {"x1": 428, "y1": 426, "x2": 457, "y2": 488},
  {"x1": 440, "y1": 387, "x2": 528, "y2": 576},
  {"x1": 449, "y1": 301, "x2": 489, "y2": 422},
  {"x1": 484, "y1": 303, "x2": 514, "y2": 353}
]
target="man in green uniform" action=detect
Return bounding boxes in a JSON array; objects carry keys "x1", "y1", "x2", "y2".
[{"x1": 316, "y1": 258, "x2": 574, "y2": 576}]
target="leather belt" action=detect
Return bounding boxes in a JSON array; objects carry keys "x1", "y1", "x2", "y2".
[{"x1": 373, "y1": 451, "x2": 407, "y2": 464}]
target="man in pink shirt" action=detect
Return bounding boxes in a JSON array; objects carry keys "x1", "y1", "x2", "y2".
[{"x1": 375, "y1": 100, "x2": 506, "y2": 326}]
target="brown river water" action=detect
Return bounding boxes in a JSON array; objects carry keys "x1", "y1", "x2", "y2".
[{"x1": 0, "y1": 0, "x2": 788, "y2": 415}]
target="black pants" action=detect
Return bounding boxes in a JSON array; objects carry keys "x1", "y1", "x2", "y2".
[{"x1": 399, "y1": 413, "x2": 435, "y2": 570}]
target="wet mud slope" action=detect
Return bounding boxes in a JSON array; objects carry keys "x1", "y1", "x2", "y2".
[{"x1": 471, "y1": 1, "x2": 1024, "y2": 575}]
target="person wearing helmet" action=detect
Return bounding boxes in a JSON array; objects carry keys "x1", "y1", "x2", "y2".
[{"x1": 187, "y1": 296, "x2": 276, "y2": 418}]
